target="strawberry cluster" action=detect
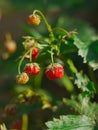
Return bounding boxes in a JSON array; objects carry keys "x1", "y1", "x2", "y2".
[
  {"x1": 16, "y1": 39, "x2": 40, "y2": 84},
  {"x1": 16, "y1": 12, "x2": 65, "y2": 85},
  {"x1": 16, "y1": 46, "x2": 64, "y2": 84}
]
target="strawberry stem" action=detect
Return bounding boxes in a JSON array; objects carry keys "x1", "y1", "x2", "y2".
[
  {"x1": 66, "y1": 59, "x2": 78, "y2": 73},
  {"x1": 18, "y1": 49, "x2": 31, "y2": 74},
  {"x1": 53, "y1": 27, "x2": 68, "y2": 34},
  {"x1": 33, "y1": 10, "x2": 54, "y2": 42},
  {"x1": 50, "y1": 48, "x2": 54, "y2": 68},
  {"x1": 30, "y1": 48, "x2": 32, "y2": 62},
  {"x1": 22, "y1": 114, "x2": 28, "y2": 130}
]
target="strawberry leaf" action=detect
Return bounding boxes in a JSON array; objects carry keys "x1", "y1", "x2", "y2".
[
  {"x1": 73, "y1": 36, "x2": 98, "y2": 70},
  {"x1": 74, "y1": 73, "x2": 95, "y2": 97},
  {"x1": 46, "y1": 115, "x2": 95, "y2": 130}
]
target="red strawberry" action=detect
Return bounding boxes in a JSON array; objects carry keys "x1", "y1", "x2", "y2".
[
  {"x1": 45, "y1": 63, "x2": 64, "y2": 80},
  {"x1": 24, "y1": 63, "x2": 40, "y2": 75},
  {"x1": 45, "y1": 69, "x2": 55, "y2": 80},
  {"x1": 11, "y1": 120, "x2": 21, "y2": 130},
  {"x1": 28, "y1": 14, "x2": 41, "y2": 26},
  {"x1": 25, "y1": 48, "x2": 38, "y2": 60},
  {"x1": 32, "y1": 48, "x2": 38, "y2": 59},
  {"x1": 16, "y1": 72, "x2": 29, "y2": 84},
  {"x1": 5, "y1": 104, "x2": 17, "y2": 115},
  {"x1": 53, "y1": 64, "x2": 64, "y2": 78}
]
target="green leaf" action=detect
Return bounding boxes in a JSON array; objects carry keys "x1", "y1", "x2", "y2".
[
  {"x1": 84, "y1": 102, "x2": 98, "y2": 121},
  {"x1": 61, "y1": 74, "x2": 74, "y2": 92},
  {"x1": 74, "y1": 73, "x2": 95, "y2": 97},
  {"x1": 33, "y1": 68, "x2": 44, "y2": 88},
  {"x1": 56, "y1": 16, "x2": 96, "y2": 43},
  {"x1": 63, "y1": 96, "x2": 98, "y2": 121},
  {"x1": 56, "y1": 16, "x2": 98, "y2": 70},
  {"x1": 22, "y1": 25, "x2": 42, "y2": 38},
  {"x1": 73, "y1": 36, "x2": 98, "y2": 70},
  {"x1": 46, "y1": 115, "x2": 95, "y2": 130}
]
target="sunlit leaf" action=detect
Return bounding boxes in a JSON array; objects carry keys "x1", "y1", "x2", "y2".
[
  {"x1": 46, "y1": 115, "x2": 95, "y2": 130},
  {"x1": 74, "y1": 73, "x2": 95, "y2": 97}
]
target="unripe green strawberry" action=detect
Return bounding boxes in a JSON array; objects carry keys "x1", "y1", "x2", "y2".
[
  {"x1": 28, "y1": 14, "x2": 41, "y2": 26},
  {"x1": 16, "y1": 72, "x2": 29, "y2": 84}
]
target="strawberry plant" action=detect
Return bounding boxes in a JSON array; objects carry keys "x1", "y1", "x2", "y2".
[{"x1": 1, "y1": 9, "x2": 98, "y2": 130}]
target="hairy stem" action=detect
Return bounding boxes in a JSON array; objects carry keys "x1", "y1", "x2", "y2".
[
  {"x1": 33, "y1": 10, "x2": 54, "y2": 41},
  {"x1": 18, "y1": 49, "x2": 31, "y2": 74},
  {"x1": 53, "y1": 27, "x2": 68, "y2": 34}
]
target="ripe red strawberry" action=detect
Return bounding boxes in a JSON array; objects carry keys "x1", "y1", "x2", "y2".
[
  {"x1": 45, "y1": 63, "x2": 64, "y2": 80},
  {"x1": 24, "y1": 63, "x2": 40, "y2": 75},
  {"x1": 28, "y1": 14, "x2": 41, "y2": 26},
  {"x1": 45, "y1": 69, "x2": 55, "y2": 80},
  {"x1": 53, "y1": 64, "x2": 64, "y2": 78},
  {"x1": 11, "y1": 120, "x2": 21, "y2": 130},
  {"x1": 16, "y1": 72, "x2": 29, "y2": 84},
  {"x1": 5, "y1": 104, "x2": 17, "y2": 115},
  {"x1": 24, "y1": 48, "x2": 38, "y2": 60},
  {"x1": 32, "y1": 48, "x2": 38, "y2": 59}
]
